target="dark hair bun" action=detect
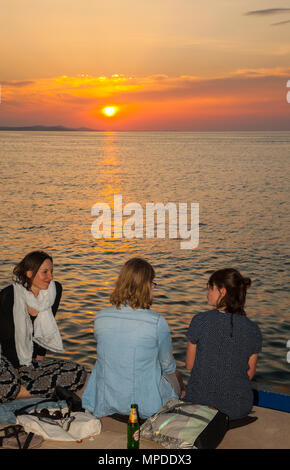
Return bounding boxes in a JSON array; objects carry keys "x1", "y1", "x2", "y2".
[{"x1": 243, "y1": 277, "x2": 251, "y2": 289}]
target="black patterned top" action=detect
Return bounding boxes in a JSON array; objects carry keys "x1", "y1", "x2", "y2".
[{"x1": 185, "y1": 309, "x2": 262, "y2": 420}]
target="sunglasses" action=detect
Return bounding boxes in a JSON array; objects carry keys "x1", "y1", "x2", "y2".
[
  {"x1": 39, "y1": 408, "x2": 64, "y2": 420},
  {"x1": 31, "y1": 406, "x2": 75, "y2": 431}
]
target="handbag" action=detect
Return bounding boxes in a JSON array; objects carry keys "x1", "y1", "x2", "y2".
[
  {"x1": 15, "y1": 409, "x2": 101, "y2": 441},
  {"x1": 140, "y1": 398, "x2": 229, "y2": 449},
  {"x1": 14, "y1": 391, "x2": 101, "y2": 441}
]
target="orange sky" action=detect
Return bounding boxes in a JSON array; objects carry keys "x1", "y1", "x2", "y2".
[{"x1": 1, "y1": 1, "x2": 290, "y2": 130}]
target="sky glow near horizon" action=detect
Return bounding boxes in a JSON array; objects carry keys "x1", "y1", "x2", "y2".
[{"x1": 1, "y1": 0, "x2": 290, "y2": 130}]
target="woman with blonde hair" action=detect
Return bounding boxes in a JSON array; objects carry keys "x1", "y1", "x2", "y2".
[{"x1": 82, "y1": 257, "x2": 181, "y2": 419}]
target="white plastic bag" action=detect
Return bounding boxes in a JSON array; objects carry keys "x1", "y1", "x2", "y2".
[{"x1": 16, "y1": 408, "x2": 102, "y2": 441}]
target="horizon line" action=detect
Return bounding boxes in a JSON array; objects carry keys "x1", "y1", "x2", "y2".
[{"x1": 0, "y1": 125, "x2": 289, "y2": 133}]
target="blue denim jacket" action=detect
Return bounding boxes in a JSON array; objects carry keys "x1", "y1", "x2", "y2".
[{"x1": 82, "y1": 305, "x2": 177, "y2": 419}]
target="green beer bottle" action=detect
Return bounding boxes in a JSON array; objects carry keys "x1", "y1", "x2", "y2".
[{"x1": 127, "y1": 404, "x2": 140, "y2": 449}]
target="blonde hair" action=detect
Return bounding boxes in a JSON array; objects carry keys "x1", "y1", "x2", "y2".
[{"x1": 110, "y1": 258, "x2": 155, "y2": 310}]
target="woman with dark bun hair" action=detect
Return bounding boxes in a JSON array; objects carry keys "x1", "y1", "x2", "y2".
[
  {"x1": 0, "y1": 251, "x2": 87, "y2": 403},
  {"x1": 185, "y1": 268, "x2": 262, "y2": 420}
]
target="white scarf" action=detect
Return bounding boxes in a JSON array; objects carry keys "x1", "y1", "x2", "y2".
[{"x1": 13, "y1": 280, "x2": 64, "y2": 366}]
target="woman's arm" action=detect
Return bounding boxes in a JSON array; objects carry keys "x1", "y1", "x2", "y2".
[
  {"x1": 52, "y1": 282, "x2": 62, "y2": 317},
  {"x1": 157, "y1": 317, "x2": 176, "y2": 375},
  {"x1": 247, "y1": 353, "x2": 259, "y2": 380},
  {"x1": 185, "y1": 341, "x2": 197, "y2": 370},
  {"x1": 0, "y1": 286, "x2": 21, "y2": 367},
  {"x1": 0, "y1": 285, "x2": 14, "y2": 343}
]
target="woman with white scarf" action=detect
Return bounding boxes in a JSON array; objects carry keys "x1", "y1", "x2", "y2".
[{"x1": 0, "y1": 251, "x2": 87, "y2": 403}]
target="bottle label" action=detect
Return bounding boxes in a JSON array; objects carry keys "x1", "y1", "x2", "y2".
[{"x1": 129, "y1": 409, "x2": 137, "y2": 423}]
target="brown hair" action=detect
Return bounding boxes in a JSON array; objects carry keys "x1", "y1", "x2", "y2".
[
  {"x1": 110, "y1": 257, "x2": 155, "y2": 310},
  {"x1": 13, "y1": 251, "x2": 53, "y2": 290},
  {"x1": 208, "y1": 268, "x2": 251, "y2": 315}
]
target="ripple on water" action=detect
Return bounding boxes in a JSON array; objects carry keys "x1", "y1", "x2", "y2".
[{"x1": 0, "y1": 131, "x2": 289, "y2": 385}]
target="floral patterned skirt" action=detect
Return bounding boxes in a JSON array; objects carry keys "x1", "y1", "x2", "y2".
[
  {"x1": 0, "y1": 355, "x2": 87, "y2": 403},
  {"x1": 0, "y1": 355, "x2": 21, "y2": 403}
]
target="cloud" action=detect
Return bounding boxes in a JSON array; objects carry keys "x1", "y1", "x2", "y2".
[
  {"x1": 1, "y1": 80, "x2": 35, "y2": 88},
  {"x1": 233, "y1": 67, "x2": 290, "y2": 76},
  {"x1": 3, "y1": 69, "x2": 290, "y2": 106},
  {"x1": 2, "y1": 69, "x2": 289, "y2": 131},
  {"x1": 271, "y1": 19, "x2": 290, "y2": 26},
  {"x1": 244, "y1": 8, "x2": 290, "y2": 16}
]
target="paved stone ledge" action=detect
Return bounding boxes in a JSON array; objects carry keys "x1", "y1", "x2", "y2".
[{"x1": 39, "y1": 405, "x2": 289, "y2": 450}]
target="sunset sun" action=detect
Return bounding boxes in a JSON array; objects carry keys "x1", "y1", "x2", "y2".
[{"x1": 102, "y1": 106, "x2": 118, "y2": 117}]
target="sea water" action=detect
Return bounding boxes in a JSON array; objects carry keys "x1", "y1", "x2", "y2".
[{"x1": 0, "y1": 131, "x2": 289, "y2": 388}]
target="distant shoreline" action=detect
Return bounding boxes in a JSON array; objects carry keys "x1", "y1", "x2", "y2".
[
  {"x1": 0, "y1": 126, "x2": 289, "y2": 132},
  {"x1": 0, "y1": 125, "x2": 97, "y2": 132}
]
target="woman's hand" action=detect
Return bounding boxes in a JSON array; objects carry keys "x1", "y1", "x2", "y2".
[
  {"x1": 247, "y1": 353, "x2": 259, "y2": 380},
  {"x1": 35, "y1": 355, "x2": 45, "y2": 361},
  {"x1": 27, "y1": 306, "x2": 39, "y2": 317}
]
